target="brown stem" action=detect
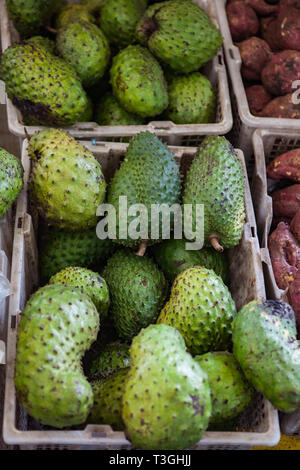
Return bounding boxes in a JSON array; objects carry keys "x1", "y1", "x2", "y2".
[
  {"x1": 136, "y1": 241, "x2": 148, "y2": 257},
  {"x1": 46, "y1": 25, "x2": 58, "y2": 35},
  {"x1": 209, "y1": 234, "x2": 224, "y2": 253}
]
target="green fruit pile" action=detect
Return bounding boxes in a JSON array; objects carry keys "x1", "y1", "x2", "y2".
[
  {"x1": 1, "y1": 0, "x2": 223, "y2": 127},
  {"x1": 12, "y1": 129, "x2": 300, "y2": 449}
]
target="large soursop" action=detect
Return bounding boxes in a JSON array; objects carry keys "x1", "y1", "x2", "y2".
[
  {"x1": 136, "y1": 0, "x2": 223, "y2": 73},
  {"x1": 28, "y1": 129, "x2": 106, "y2": 230},
  {"x1": 0, "y1": 43, "x2": 91, "y2": 126},
  {"x1": 157, "y1": 266, "x2": 237, "y2": 355},
  {"x1": 122, "y1": 324, "x2": 212, "y2": 450},
  {"x1": 15, "y1": 284, "x2": 100, "y2": 428}
]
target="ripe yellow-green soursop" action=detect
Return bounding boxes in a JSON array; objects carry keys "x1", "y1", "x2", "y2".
[
  {"x1": 0, "y1": 147, "x2": 23, "y2": 219},
  {"x1": 54, "y1": 4, "x2": 96, "y2": 29}
]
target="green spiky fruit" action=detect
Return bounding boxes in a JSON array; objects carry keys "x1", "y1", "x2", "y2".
[
  {"x1": 39, "y1": 228, "x2": 115, "y2": 283},
  {"x1": 0, "y1": 44, "x2": 91, "y2": 126},
  {"x1": 122, "y1": 324, "x2": 212, "y2": 450},
  {"x1": 94, "y1": 92, "x2": 144, "y2": 126},
  {"x1": 136, "y1": 0, "x2": 223, "y2": 73},
  {"x1": 6, "y1": 0, "x2": 62, "y2": 38},
  {"x1": 28, "y1": 129, "x2": 106, "y2": 230},
  {"x1": 109, "y1": 45, "x2": 168, "y2": 118},
  {"x1": 183, "y1": 136, "x2": 246, "y2": 252},
  {"x1": 0, "y1": 148, "x2": 23, "y2": 219},
  {"x1": 49, "y1": 267, "x2": 109, "y2": 317},
  {"x1": 106, "y1": 131, "x2": 181, "y2": 250},
  {"x1": 55, "y1": 4, "x2": 96, "y2": 29},
  {"x1": 15, "y1": 284, "x2": 100, "y2": 428},
  {"x1": 99, "y1": 0, "x2": 147, "y2": 49},
  {"x1": 232, "y1": 300, "x2": 300, "y2": 413},
  {"x1": 88, "y1": 367, "x2": 129, "y2": 430},
  {"x1": 26, "y1": 36, "x2": 56, "y2": 54},
  {"x1": 103, "y1": 249, "x2": 168, "y2": 341},
  {"x1": 82, "y1": 0, "x2": 105, "y2": 13},
  {"x1": 164, "y1": 72, "x2": 216, "y2": 124},
  {"x1": 151, "y1": 238, "x2": 228, "y2": 284},
  {"x1": 88, "y1": 341, "x2": 131, "y2": 381},
  {"x1": 157, "y1": 266, "x2": 237, "y2": 355},
  {"x1": 195, "y1": 351, "x2": 255, "y2": 427},
  {"x1": 56, "y1": 21, "x2": 110, "y2": 88}
]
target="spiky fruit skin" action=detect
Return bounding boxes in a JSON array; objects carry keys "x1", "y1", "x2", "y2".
[
  {"x1": 0, "y1": 148, "x2": 23, "y2": 219},
  {"x1": 49, "y1": 267, "x2": 109, "y2": 318},
  {"x1": 106, "y1": 131, "x2": 181, "y2": 249},
  {"x1": 183, "y1": 136, "x2": 246, "y2": 250},
  {"x1": 164, "y1": 72, "x2": 216, "y2": 124},
  {"x1": 136, "y1": 0, "x2": 223, "y2": 73},
  {"x1": 39, "y1": 228, "x2": 115, "y2": 283},
  {"x1": 88, "y1": 342, "x2": 131, "y2": 381},
  {"x1": 82, "y1": 0, "x2": 105, "y2": 13},
  {"x1": 26, "y1": 36, "x2": 56, "y2": 55},
  {"x1": 99, "y1": 0, "x2": 147, "y2": 49},
  {"x1": 103, "y1": 249, "x2": 168, "y2": 341},
  {"x1": 28, "y1": 129, "x2": 106, "y2": 230},
  {"x1": 109, "y1": 45, "x2": 168, "y2": 118},
  {"x1": 56, "y1": 21, "x2": 110, "y2": 88},
  {"x1": 157, "y1": 266, "x2": 237, "y2": 355},
  {"x1": 195, "y1": 351, "x2": 255, "y2": 427},
  {"x1": 55, "y1": 5, "x2": 96, "y2": 29},
  {"x1": 15, "y1": 284, "x2": 100, "y2": 428},
  {"x1": 122, "y1": 324, "x2": 212, "y2": 450},
  {"x1": 232, "y1": 300, "x2": 300, "y2": 413},
  {"x1": 88, "y1": 368, "x2": 129, "y2": 430},
  {"x1": 0, "y1": 44, "x2": 91, "y2": 126},
  {"x1": 6, "y1": 0, "x2": 61, "y2": 38},
  {"x1": 94, "y1": 93, "x2": 144, "y2": 126},
  {"x1": 151, "y1": 238, "x2": 228, "y2": 284}
]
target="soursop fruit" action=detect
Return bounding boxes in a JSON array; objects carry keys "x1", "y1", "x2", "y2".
[
  {"x1": 122, "y1": 324, "x2": 212, "y2": 450},
  {"x1": 0, "y1": 43, "x2": 91, "y2": 126},
  {"x1": 232, "y1": 300, "x2": 300, "y2": 413},
  {"x1": 94, "y1": 93, "x2": 145, "y2": 126},
  {"x1": 103, "y1": 249, "x2": 168, "y2": 341},
  {"x1": 106, "y1": 131, "x2": 181, "y2": 252},
  {"x1": 0, "y1": 148, "x2": 23, "y2": 219},
  {"x1": 136, "y1": 0, "x2": 223, "y2": 73},
  {"x1": 164, "y1": 72, "x2": 216, "y2": 124},
  {"x1": 183, "y1": 136, "x2": 246, "y2": 252},
  {"x1": 55, "y1": 4, "x2": 96, "y2": 29},
  {"x1": 99, "y1": 0, "x2": 147, "y2": 49},
  {"x1": 88, "y1": 341, "x2": 131, "y2": 381},
  {"x1": 49, "y1": 267, "x2": 109, "y2": 317},
  {"x1": 39, "y1": 227, "x2": 115, "y2": 282},
  {"x1": 195, "y1": 351, "x2": 255, "y2": 427},
  {"x1": 151, "y1": 238, "x2": 228, "y2": 284},
  {"x1": 26, "y1": 36, "x2": 56, "y2": 55},
  {"x1": 56, "y1": 21, "x2": 110, "y2": 88},
  {"x1": 88, "y1": 367, "x2": 129, "y2": 430},
  {"x1": 109, "y1": 45, "x2": 168, "y2": 118},
  {"x1": 6, "y1": 0, "x2": 62, "y2": 38},
  {"x1": 28, "y1": 129, "x2": 106, "y2": 230},
  {"x1": 157, "y1": 266, "x2": 237, "y2": 355},
  {"x1": 82, "y1": 0, "x2": 105, "y2": 13},
  {"x1": 15, "y1": 284, "x2": 100, "y2": 428}
]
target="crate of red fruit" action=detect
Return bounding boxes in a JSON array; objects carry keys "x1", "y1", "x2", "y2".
[
  {"x1": 0, "y1": 0, "x2": 232, "y2": 144},
  {"x1": 251, "y1": 128, "x2": 300, "y2": 436},
  {"x1": 2, "y1": 131, "x2": 283, "y2": 450},
  {"x1": 215, "y1": 0, "x2": 300, "y2": 161}
]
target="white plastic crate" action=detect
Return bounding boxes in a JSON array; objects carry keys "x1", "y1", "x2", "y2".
[
  {"x1": 215, "y1": 0, "x2": 300, "y2": 162},
  {"x1": 0, "y1": 0, "x2": 232, "y2": 144},
  {"x1": 2, "y1": 138, "x2": 281, "y2": 450},
  {"x1": 251, "y1": 128, "x2": 300, "y2": 437}
]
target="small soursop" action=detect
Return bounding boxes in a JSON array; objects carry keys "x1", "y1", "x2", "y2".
[
  {"x1": 94, "y1": 92, "x2": 145, "y2": 126},
  {"x1": 0, "y1": 147, "x2": 23, "y2": 219},
  {"x1": 55, "y1": 4, "x2": 96, "y2": 29},
  {"x1": 88, "y1": 341, "x2": 131, "y2": 381}
]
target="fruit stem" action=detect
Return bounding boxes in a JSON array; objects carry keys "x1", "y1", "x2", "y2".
[
  {"x1": 136, "y1": 241, "x2": 148, "y2": 257},
  {"x1": 209, "y1": 234, "x2": 224, "y2": 253},
  {"x1": 46, "y1": 25, "x2": 58, "y2": 35}
]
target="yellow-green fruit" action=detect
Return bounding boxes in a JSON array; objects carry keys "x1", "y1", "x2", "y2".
[
  {"x1": 122, "y1": 324, "x2": 212, "y2": 450},
  {"x1": 15, "y1": 284, "x2": 100, "y2": 428},
  {"x1": 110, "y1": 45, "x2": 168, "y2": 118},
  {"x1": 55, "y1": 4, "x2": 96, "y2": 29},
  {"x1": 0, "y1": 147, "x2": 23, "y2": 219},
  {"x1": 157, "y1": 266, "x2": 237, "y2": 355},
  {"x1": 94, "y1": 93, "x2": 144, "y2": 126},
  {"x1": 56, "y1": 21, "x2": 110, "y2": 88},
  {"x1": 88, "y1": 341, "x2": 131, "y2": 381}
]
